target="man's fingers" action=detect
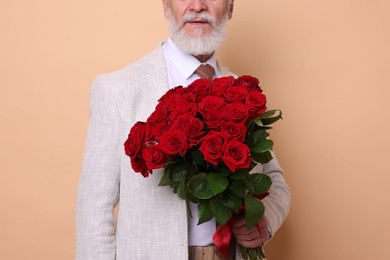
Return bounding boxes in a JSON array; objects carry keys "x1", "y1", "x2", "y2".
[
  {"x1": 233, "y1": 228, "x2": 260, "y2": 240},
  {"x1": 232, "y1": 215, "x2": 270, "y2": 248},
  {"x1": 233, "y1": 215, "x2": 246, "y2": 228},
  {"x1": 232, "y1": 224, "x2": 258, "y2": 235},
  {"x1": 236, "y1": 237, "x2": 263, "y2": 248}
]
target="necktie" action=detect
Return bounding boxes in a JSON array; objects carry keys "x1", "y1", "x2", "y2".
[{"x1": 195, "y1": 64, "x2": 215, "y2": 79}]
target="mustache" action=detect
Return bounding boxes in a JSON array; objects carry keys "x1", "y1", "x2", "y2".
[{"x1": 182, "y1": 12, "x2": 217, "y2": 27}]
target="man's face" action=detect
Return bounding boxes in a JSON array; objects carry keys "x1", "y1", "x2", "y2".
[
  {"x1": 163, "y1": 0, "x2": 233, "y2": 38},
  {"x1": 163, "y1": 0, "x2": 234, "y2": 56}
]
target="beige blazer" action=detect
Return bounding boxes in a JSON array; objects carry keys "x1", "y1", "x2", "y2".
[{"x1": 76, "y1": 44, "x2": 290, "y2": 260}]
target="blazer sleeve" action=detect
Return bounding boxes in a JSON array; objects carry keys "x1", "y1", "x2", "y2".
[
  {"x1": 76, "y1": 76, "x2": 121, "y2": 260},
  {"x1": 262, "y1": 154, "x2": 291, "y2": 236}
]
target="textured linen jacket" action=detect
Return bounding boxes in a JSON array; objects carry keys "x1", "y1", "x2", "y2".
[{"x1": 76, "y1": 43, "x2": 291, "y2": 260}]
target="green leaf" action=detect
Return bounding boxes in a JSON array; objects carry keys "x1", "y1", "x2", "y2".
[
  {"x1": 158, "y1": 170, "x2": 172, "y2": 186},
  {"x1": 207, "y1": 174, "x2": 229, "y2": 195},
  {"x1": 251, "y1": 139, "x2": 273, "y2": 154},
  {"x1": 169, "y1": 163, "x2": 189, "y2": 183},
  {"x1": 187, "y1": 173, "x2": 214, "y2": 200},
  {"x1": 243, "y1": 172, "x2": 255, "y2": 194},
  {"x1": 221, "y1": 191, "x2": 243, "y2": 211},
  {"x1": 251, "y1": 174, "x2": 272, "y2": 195},
  {"x1": 230, "y1": 180, "x2": 245, "y2": 197},
  {"x1": 260, "y1": 109, "x2": 280, "y2": 118},
  {"x1": 230, "y1": 169, "x2": 250, "y2": 180},
  {"x1": 252, "y1": 129, "x2": 269, "y2": 144},
  {"x1": 198, "y1": 200, "x2": 214, "y2": 225},
  {"x1": 186, "y1": 173, "x2": 205, "y2": 202},
  {"x1": 214, "y1": 164, "x2": 232, "y2": 176},
  {"x1": 194, "y1": 181, "x2": 214, "y2": 199},
  {"x1": 244, "y1": 195, "x2": 265, "y2": 229},
  {"x1": 210, "y1": 198, "x2": 232, "y2": 225},
  {"x1": 254, "y1": 117, "x2": 263, "y2": 127},
  {"x1": 260, "y1": 109, "x2": 283, "y2": 125},
  {"x1": 187, "y1": 173, "x2": 206, "y2": 193},
  {"x1": 191, "y1": 149, "x2": 206, "y2": 167},
  {"x1": 177, "y1": 180, "x2": 187, "y2": 200},
  {"x1": 251, "y1": 151, "x2": 273, "y2": 164}
]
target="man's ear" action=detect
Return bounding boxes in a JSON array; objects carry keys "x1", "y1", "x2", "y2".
[
  {"x1": 228, "y1": 0, "x2": 234, "y2": 20},
  {"x1": 162, "y1": 0, "x2": 169, "y2": 19}
]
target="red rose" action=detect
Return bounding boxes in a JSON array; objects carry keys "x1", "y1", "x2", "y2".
[
  {"x1": 222, "y1": 122, "x2": 247, "y2": 142},
  {"x1": 150, "y1": 121, "x2": 170, "y2": 141},
  {"x1": 142, "y1": 144, "x2": 169, "y2": 170},
  {"x1": 186, "y1": 78, "x2": 212, "y2": 102},
  {"x1": 170, "y1": 114, "x2": 193, "y2": 131},
  {"x1": 246, "y1": 90, "x2": 267, "y2": 118},
  {"x1": 170, "y1": 115, "x2": 205, "y2": 147},
  {"x1": 170, "y1": 114, "x2": 192, "y2": 131},
  {"x1": 203, "y1": 111, "x2": 224, "y2": 130},
  {"x1": 184, "y1": 117, "x2": 205, "y2": 147},
  {"x1": 124, "y1": 121, "x2": 146, "y2": 158},
  {"x1": 224, "y1": 86, "x2": 248, "y2": 103},
  {"x1": 130, "y1": 156, "x2": 150, "y2": 177},
  {"x1": 156, "y1": 97, "x2": 177, "y2": 112},
  {"x1": 145, "y1": 124, "x2": 155, "y2": 142},
  {"x1": 124, "y1": 135, "x2": 142, "y2": 158},
  {"x1": 146, "y1": 108, "x2": 169, "y2": 140},
  {"x1": 177, "y1": 92, "x2": 196, "y2": 104},
  {"x1": 199, "y1": 131, "x2": 228, "y2": 166},
  {"x1": 198, "y1": 95, "x2": 226, "y2": 116},
  {"x1": 235, "y1": 75, "x2": 261, "y2": 92},
  {"x1": 169, "y1": 102, "x2": 197, "y2": 123},
  {"x1": 147, "y1": 108, "x2": 168, "y2": 125},
  {"x1": 222, "y1": 103, "x2": 250, "y2": 124},
  {"x1": 159, "y1": 129, "x2": 188, "y2": 155},
  {"x1": 211, "y1": 76, "x2": 235, "y2": 96},
  {"x1": 222, "y1": 141, "x2": 252, "y2": 173},
  {"x1": 158, "y1": 85, "x2": 184, "y2": 102}
]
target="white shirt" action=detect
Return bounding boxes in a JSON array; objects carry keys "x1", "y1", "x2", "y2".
[{"x1": 162, "y1": 38, "x2": 220, "y2": 246}]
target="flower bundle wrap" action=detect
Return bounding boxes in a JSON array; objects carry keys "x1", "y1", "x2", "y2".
[{"x1": 124, "y1": 75, "x2": 282, "y2": 260}]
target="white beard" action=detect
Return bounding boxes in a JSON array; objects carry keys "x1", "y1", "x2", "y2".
[{"x1": 167, "y1": 10, "x2": 229, "y2": 56}]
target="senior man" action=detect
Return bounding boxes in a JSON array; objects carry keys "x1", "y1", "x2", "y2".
[{"x1": 76, "y1": 0, "x2": 290, "y2": 259}]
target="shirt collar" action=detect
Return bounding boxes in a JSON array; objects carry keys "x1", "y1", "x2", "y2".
[{"x1": 163, "y1": 37, "x2": 218, "y2": 80}]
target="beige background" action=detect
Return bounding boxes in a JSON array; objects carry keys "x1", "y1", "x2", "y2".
[{"x1": 1, "y1": 0, "x2": 389, "y2": 259}]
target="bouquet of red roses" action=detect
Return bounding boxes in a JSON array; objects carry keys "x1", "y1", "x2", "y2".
[{"x1": 124, "y1": 75, "x2": 282, "y2": 260}]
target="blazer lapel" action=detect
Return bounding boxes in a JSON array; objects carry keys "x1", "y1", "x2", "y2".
[{"x1": 138, "y1": 44, "x2": 170, "y2": 116}]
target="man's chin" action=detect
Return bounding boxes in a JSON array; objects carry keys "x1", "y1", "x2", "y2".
[
  {"x1": 171, "y1": 23, "x2": 227, "y2": 56},
  {"x1": 182, "y1": 28, "x2": 212, "y2": 39},
  {"x1": 174, "y1": 40, "x2": 219, "y2": 56}
]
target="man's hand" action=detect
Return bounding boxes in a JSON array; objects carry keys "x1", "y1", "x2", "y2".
[{"x1": 232, "y1": 215, "x2": 271, "y2": 248}]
